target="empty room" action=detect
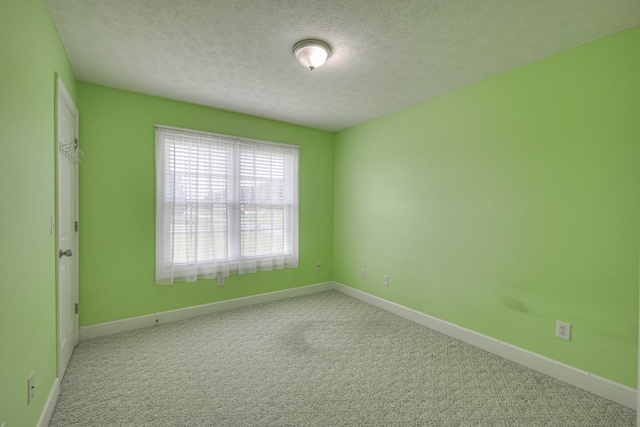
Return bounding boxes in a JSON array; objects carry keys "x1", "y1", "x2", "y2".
[{"x1": 1, "y1": 0, "x2": 639, "y2": 426}]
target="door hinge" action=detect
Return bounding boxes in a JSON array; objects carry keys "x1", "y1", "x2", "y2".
[
  {"x1": 75, "y1": 221, "x2": 78, "y2": 232},
  {"x1": 75, "y1": 303, "x2": 78, "y2": 314}
]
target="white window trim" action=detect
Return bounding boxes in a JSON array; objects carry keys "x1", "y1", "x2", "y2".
[{"x1": 155, "y1": 125, "x2": 299, "y2": 284}]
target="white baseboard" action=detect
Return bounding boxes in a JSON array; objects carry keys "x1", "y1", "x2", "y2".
[
  {"x1": 332, "y1": 282, "x2": 637, "y2": 410},
  {"x1": 37, "y1": 377, "x2": 60, "y2": 427},
  {"x1": 79, "y1": 282, "x2": 334, "y2": 340}
]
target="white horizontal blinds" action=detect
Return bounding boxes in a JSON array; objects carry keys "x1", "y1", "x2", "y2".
[
  {"x1": 157, "y1": 129, "x2": 233, "y2": 283},
  {"x1": 166, "y1": 133, "x2": 232, "y2": 263},
  {"x1": 156, "y1": 126, "x2": 299, "y2": 284},
  {"x1": 238, "y1": 143, "x2": 298, "y2": 273}
]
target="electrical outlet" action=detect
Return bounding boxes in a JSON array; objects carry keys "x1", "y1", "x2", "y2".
[
  {"x1": 556, "y1": 321, "x2": 571, "y2": 341},
  {"x1": 316, "y1": 262, "x2": 321, "y2": 270},
  {"x1": 27, "y1": 373, "x2": 35, "y2": 404},
  {"x1": 360, "y1": 268, "x2": 366, "y2": 279},
  {"x1": 217, "y1": 276, "x2": 224, "y2": 286},
  {"x1": 382, "y1": 275, "x2": 389, "y2": 287}
]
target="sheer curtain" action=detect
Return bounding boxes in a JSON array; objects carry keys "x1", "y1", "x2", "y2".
[{"x1": 155, "y1": 125, "x2": 299, "y2": 284}]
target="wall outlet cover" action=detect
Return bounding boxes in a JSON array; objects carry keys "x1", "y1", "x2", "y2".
[
  {"x1": 27, "y1": 373, "x2": 35, "y2": 404},
  {"x1": 556, "y1": 321, "x2": 571, "y2": 341}
]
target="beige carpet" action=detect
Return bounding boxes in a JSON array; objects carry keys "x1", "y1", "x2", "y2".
[{"x1": 50, "y1": 290, "x2": 636, "y2": 426}]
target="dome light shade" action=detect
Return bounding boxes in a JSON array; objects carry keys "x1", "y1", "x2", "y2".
[{"x1": 293, "y1": 39, "x2": 331, "y2": 71}]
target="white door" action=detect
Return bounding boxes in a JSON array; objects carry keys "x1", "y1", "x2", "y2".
[{"x1": 57, "y1": 76, "x2": 79, "y2": 380}]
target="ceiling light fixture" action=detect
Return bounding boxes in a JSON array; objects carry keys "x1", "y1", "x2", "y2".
[{"x1": 292, "y1": 39, "x2": 331, "y2": 71}]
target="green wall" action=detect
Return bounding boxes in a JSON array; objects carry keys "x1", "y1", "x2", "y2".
[
  {"x1": 0, "y1": 0, "x2": 77, "y2": 426},
  {"x1": 76, "y1": 83, "x2": 334, "y2": 326},
  {"x1": 1, "y1": 3, "x2": 637, "y2": 425},
  {"x1": 334, "y1": 26, "x2": 640, "y2": 387}
]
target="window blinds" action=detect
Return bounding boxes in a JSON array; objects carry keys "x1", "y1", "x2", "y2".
[{"x1": 155, "y1": 125, "x2": 299, "y2": 284}]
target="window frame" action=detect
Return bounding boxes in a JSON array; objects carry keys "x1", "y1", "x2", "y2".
[{"x1": 155, "y1": 125, "x2": 299, "y2": 284}]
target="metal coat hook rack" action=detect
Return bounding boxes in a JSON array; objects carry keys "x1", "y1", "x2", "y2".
[{"x1": 60, "y1": 138, "x2": 85, "y2": 164}]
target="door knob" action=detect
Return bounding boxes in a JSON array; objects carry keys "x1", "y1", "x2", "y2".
[{"x1": 59, "y1": 249, "x2": 73, "y2": 258}]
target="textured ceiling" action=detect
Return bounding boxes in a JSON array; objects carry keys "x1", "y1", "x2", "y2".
[{"x1": 45, "y1": 0, "x2": 640, "y2": 132}]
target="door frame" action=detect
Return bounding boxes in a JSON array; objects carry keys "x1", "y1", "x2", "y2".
[{"x1": 56, "y1": 75, "x2": 79, "y2": 379}]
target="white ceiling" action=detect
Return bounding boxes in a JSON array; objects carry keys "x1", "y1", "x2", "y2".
[{"x1": 45, "y1": 0, "x2": 640, "y2": 132}]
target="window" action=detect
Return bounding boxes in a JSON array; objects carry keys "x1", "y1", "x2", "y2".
[{"x1": 155, "y1": 125, "x2": 299, "y2": 284}]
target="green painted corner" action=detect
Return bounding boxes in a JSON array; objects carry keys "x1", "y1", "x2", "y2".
[{"x1": 333, "y1": 26, "x2": 640, "y2": 388}]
